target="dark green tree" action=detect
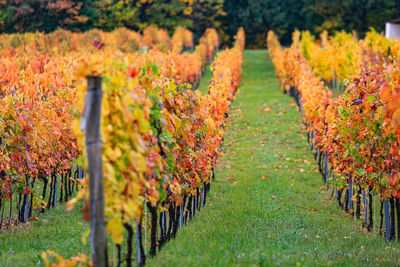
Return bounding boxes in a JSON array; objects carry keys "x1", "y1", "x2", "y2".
[
  {"x1": 1, "y1": 0, "x2": 400, "y2": 47},
  {"x1": 136, "y1": 0, "x2": 192, "y2": 33},
  {"x1": 222, "y1": 0, "x2": 313, "y2": 46},
  {"x1": 310, "y1": 0, "x2": 399, "y2": 36},
  {"x1": 0, "y1": 0, "x2": 94, "y2": 33},
  {"x1": 187, "y1": 0, "x2": 224, "y2": 43}
]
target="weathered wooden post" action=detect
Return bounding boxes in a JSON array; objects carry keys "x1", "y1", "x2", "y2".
[
  {"x1": 54, "y1": 176, "x2": 57, "y2": 206},
  {"x1": 136, "y1": 221, "x2": 146, "y2": 266},
  {"x1": 348, "y1": 181, "x2": 353, "y2": 213},
  {"x1": 179, "y1": 204, "x2": 184, "y2": 228},
  {"x1": 201, "y1": 183, "x2": 205, "y2": 207},
  {"x1": 324, "y1": 151, "x2": 329, "y2": 187},
  {"x1": 24, "y1": 195, "x2": 29, "y2": 221},
  {"x1": 83, "y1": 76, "x2": 107, "y2": 267},
  {"x1": 384, "y1": 199, "x2": 391, "y2": 240},
  {"x1": 363, "y1": 189, "x2": 368, "y2": 225},
  {"x1": 311, "y1": 130, "x2": 315, "y2": 151}
]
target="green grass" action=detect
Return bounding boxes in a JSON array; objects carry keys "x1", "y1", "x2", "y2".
[
  {"x1": 148, "y1": 50, "x2": 400, "y2": 266},
  {"x1": 2, "y1": 50, "x2": 400, "y2": 266},
  {"x1": 197, "y1": 63, "x2": 213, "y2": 95},
  {"x1": 0, "y1": 201, "x2": 89, "y2": 266}
]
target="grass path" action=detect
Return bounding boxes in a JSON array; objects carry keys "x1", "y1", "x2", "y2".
[
  {"x1": 149, "y1": 50, "x2": 400, "y2": 266},
  {"x1": 0, "y1": 202, "x2": 89, "y2": 266},
  {"x1": 197, "y1": 63, "x2": 213, "y2": 94}
]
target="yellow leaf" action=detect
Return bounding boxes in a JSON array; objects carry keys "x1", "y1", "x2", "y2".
[
  {"x1": 41, "y1": 252, "x2": 49, "y2": 267},
  {"x1": 106, "y1": 219, "x2": 124, "y2": 244}
]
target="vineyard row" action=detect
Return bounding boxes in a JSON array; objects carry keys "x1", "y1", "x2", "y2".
[{"x1": 268, "y1": 29, "x2": 400, "y2": 241}]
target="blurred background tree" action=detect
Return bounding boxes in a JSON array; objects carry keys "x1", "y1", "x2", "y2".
[
  {"x1": 0, "y1": 0, "x2": 94, "y2": 32},
  {"x1": 1, "y1": 0, "x2": 400, "y2": 47}
]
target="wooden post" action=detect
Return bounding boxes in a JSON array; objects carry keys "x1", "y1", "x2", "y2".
[
  {"x1": 324, "y1": 151, "x2": 328, "y2": 187},
  {"x1": 201, "y1": 183, "x2": 205, "y2": 207},
  {"x1": 83, "y1": 76, "x2": 107, "y2": 267},
  {"x1": 384, "y1": 200, "x2": 391, "y2": 240},
  {"x1": 179, "y1": 204, "x2": 183, "y2": 228},
  {"x1": 24, "y1": 195, "x2": 29, "y2": 221},
  {"x1": 53, "y1": 176, "x2": 57, "y2": 206},
  {"x1": 311, "y1": 130, "x2": 315, "y2": 151},
  {"x1": 363, "y1": 189, "x2": 368, "y2": 225},
  {"x1": 348, "y1": 182, "x2": 353, "y2": 212},
  {"x1": 136, "y1": 221, "x2": 146, "y2": 266}
]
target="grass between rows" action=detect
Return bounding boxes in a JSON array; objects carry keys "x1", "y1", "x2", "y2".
[
  {"x1": 0, "y1": 201, "x2": 89, "y2": 266},
  {"x1": 197, "y1": 62, "x2": 213, "y2": 95},
  {"x1": 148, "y1": 50, "x2": 400, "y2": 266}
]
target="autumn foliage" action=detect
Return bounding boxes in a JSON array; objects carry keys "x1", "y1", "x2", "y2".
[
  {"x1": 268, "y1": 29, "x2": 400, "y2": 201},
  {"x1": 72, "y1": 27, "x2": 243, "y2": 246},
  {"x1": 0, "y1": 24, "x2": 244, "y2": 264},
  {"x1": 0, "y1": 26, "x2": 214, "y2": 223}
]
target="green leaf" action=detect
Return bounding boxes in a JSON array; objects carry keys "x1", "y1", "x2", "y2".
[
  {"x1": 367, "y1": 95, "x2": 376, "y2": 103},
  {"x1": 151, "y1": 64, "x2": 159, "y2": 75},
  {"x1": 357, "y1": 168, "x2": 367, "y2": 176}
]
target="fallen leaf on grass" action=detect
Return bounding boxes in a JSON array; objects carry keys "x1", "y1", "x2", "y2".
[
  {"x1": 226, "y1": 176, "x2": 232, "y2": 179},
  {"x1": 262, "y1": 176, "x2": 268, "y2": 180},
  {"x1": 299, "y1": 168, "x2": 304, "y2": 173},
  {"x1": 264, "y1": 108, "x2": 271, "y2": 112},
  {"x1": 301, "y1": 206, "x2": 319, "y2": 212}
]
